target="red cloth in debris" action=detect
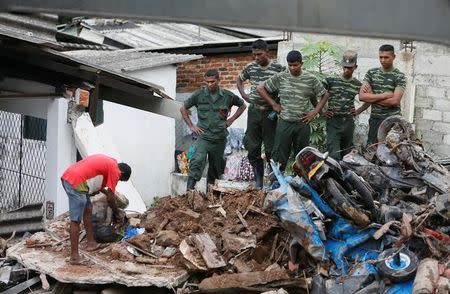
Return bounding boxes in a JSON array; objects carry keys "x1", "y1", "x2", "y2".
[{"x1": 61, "y1": 154, "x2": 120, "y2": 192}]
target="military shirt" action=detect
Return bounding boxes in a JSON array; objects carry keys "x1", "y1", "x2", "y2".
[
  {"x1": 324, "y1": 76, "x2": 362, "y2": 116},
  {"x1": 363, "y1": 67, "x2": 406, "y2": 118},
  {"x1": 239, "y1": 61, "x2": 285, "y2": 106},
  {"x1": 184, "y1": 87, "x2": 244, "y2": 141},
  {"x1": 263, "y1": 71, "x2": 327, "y2": 122}
]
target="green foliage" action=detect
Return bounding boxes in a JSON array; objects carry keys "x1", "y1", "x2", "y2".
[
  {"x1": 309, "y1": 116, "x2": 327, "y2": 149},
  {"x1": 302, "y1": 39, "x2": 342, "y2": 151},
  {"x1": 302, "y1": 39, "x2": 342, "y2": 81}
]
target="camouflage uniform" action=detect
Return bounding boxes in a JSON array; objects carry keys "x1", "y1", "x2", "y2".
[
  {"x1": 263, "y1": 70, "x2": 327, "y2": 170},
  {"x1": 239, "y1": 61, "x2": 285, "y2": 172},
  {"x1": 184, "y1": 88, "x2": 244, "y2": 183},
  {"x1": 363, "y1": 67, "x2": 407, "y2": 144},
  {"x1": 324, "y1": 54, "x2": 362, "y2": 160}
]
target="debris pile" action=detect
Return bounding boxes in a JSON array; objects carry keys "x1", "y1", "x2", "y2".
[
  {"x1": 3, "y1": 115, "x2": 450, "y2": 293},
  {"x1": 272, "y1": 115, "x2": 450, "y2": 293},
  {"x1": 129, "y1": 188, "x2": 308, "y2": 292}
]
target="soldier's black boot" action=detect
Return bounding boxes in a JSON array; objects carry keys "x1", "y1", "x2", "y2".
[
  {"x1": 253, "y1": 162, "x2": 264, "y2": 189},
  {"x1": 186, "y1": 176, "x2": 197, "y2": 191}
]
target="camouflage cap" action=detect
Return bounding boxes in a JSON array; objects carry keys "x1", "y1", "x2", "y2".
[{"x1": 341, "y1": 50, "x2": 358, "y2": 67}]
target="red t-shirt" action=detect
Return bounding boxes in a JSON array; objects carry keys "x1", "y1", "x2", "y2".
[{"x1": 61, "y1": 154, "x2": 121, "y2": 193}]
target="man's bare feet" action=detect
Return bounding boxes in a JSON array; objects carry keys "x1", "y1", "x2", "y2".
[
  {"x1": 69, "y1": 256, "x2": 94, "y2": 266},
  {"x1": 84, "y1": 242, "x2": 107, "y2": 252}
]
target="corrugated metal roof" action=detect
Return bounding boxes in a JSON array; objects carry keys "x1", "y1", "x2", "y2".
[
  {"x1": 0, "y1": 25, "x2": 57, "y2": 46},
  {"x1": 82, "y1": 20, "x2": 242, "y2": 48},
  {"x1": 0, "y1": 203, "x2": 44, "y2": 236},
  {"x1": 63, "y1": 49, "x2": 202, "y2": 72},
  {"x1": 0, "y1": 13, "x2": 112, "y2": 50},
  {"x1": 0, "y1": 12, "x2": 57, "y2": 42},
  {"x1": 219, "y1": 26, "x2": 284, "y2": 38}
]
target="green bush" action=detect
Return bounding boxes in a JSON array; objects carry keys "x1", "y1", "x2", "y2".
[{"x1": 302, "y1": 39, "x2": 342, "y2": 151}]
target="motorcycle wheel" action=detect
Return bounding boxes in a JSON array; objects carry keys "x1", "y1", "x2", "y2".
[
  {"x1": 376, "y1": 248, "x2": 419, "y2": 283},
  {"x1": 325, "y1": 178, "x2": 370, "y2": 227},
  {"x1": 377, "y1": 115, "x2": 416, "y2": 143},
  {"x1": 344, "y1": 170, "x2": 376, "y2": 210}
]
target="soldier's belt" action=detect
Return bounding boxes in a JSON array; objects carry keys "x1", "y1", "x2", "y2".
[
  {"x1": 331, "y1": 114, "x2": 353, "y2": 118},
  {"x1": 249, "y1": 103, "x2": 270, "y2": 111}
]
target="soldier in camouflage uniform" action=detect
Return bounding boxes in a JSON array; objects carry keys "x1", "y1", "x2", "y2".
[
  {"x1": 323, "y1": 51, "x2": 369, "y2": 160},
  {"x1": 360, "y1": 44, "x2": 407, "y2": 145},
  {"x1": 181, "y1": 69, "x2": 246, "y2": 190},
  {"x1": 257, "y1": 50, "x2": 329, "y2": 171},
  {"x1": 237, "y1": 39, "x2": 285, "y2": 188}
]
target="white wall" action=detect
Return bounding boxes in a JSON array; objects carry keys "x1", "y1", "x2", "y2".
[
  {"x1": 46, "y1": 98, "x2": 77, "y2": 216},
  {"x1": 101, "y1": 65, "x2": 176, "y2": 206},
  {"x1": 0, "y1": 78, "x2": 76, "y2": 217},
  {"x1": 0, "y1": 95, "x2": 76, "y2": 217}
]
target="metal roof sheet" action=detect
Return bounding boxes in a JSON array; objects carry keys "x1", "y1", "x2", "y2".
[
  {"x1": 83, "y1": 20, "x2": 242, "y2": 48},
  {"x1": 63, "y1": 49, "x2": 202, "y2": 72}
]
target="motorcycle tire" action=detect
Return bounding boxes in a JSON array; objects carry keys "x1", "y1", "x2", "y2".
[
  {"x1": 343, "y1": 170, "x2": 376, "y2": 210},
  {"x1": 376, "y1": 248, "x2": 419, "y2": 283},
  {"x1": 325, "y1": 177, "x2": 370, "y2": 227},
  {"x1": 377, "y1": 115, "x2": 416, "y2": 143}
]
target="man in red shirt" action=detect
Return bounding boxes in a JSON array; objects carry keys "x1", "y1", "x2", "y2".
[{"x1": 61, "y1": 154, "x2": 132, "y2": 265}]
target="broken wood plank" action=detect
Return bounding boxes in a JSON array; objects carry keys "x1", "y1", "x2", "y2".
[
  {"x1": 236, "y1": 211, "x2": 248, "y2": 229},
  {"x1": 25, "y1": 234, "x2": 73, "y2": 248},
  {"x1": 248, "y1": 205, "x2": 271, "y2": 217},
  {"x1": 179, "y1": 209, "x2": 201, "y2": 219},
  {"x1": 400, "y1": 213, "x2": 413, "y2": 239},
  {"x1": 25, "y1": 243, "x2": 55, "y2": 248},
  {"x1": 207, "y1": 204, "x2": 223, "y2": 209},
  {"x1": 216, "y1": 206, "x2": 227, "y2": 218},
  {"x1": 269, "y1": 233, "x2": 279, "y2": 262},
  {"x1": 179, "y1": 239, "x2": 207, "y2": 271},
  {"x1": 374, "y1": 221, "x2": 400, "y2": 240},
  {"x1": 158, "y1": 218, "x2": 169, "y2": 232},
  {"x1": 198, "y1": 270, "x2": 289, "y2": 291},
  {"x1": 242, "y1": 200, "x2": 256, "y2": 218},
  {"x1": 191, "y1": 233, "x2": 226, "y2": 269},
  {"x1": 123, "y1": 241, "x2": 158, "y2": 258}
]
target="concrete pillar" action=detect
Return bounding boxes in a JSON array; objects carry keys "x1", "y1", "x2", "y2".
[{"x1": 45, "y1": 98, "x2": 76, "y2": 218}]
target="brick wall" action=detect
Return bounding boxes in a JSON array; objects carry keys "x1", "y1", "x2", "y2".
[
  {"x1": 412, "y1": 42, "x2": 450, "y2": 158},
  {"x1": 176, "y1": 51, "x2": 278, "y2": 92}
]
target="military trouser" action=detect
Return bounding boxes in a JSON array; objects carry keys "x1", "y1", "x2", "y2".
[
  {"x1": 326, "y1": 116, "x2": 355, "y2": 160},
  {"x1": 243, "y1": 105, "x2": 277, "y2": 167},
  {"x1": 367, "y1": 116, "x2": 386, "y2": 145},
  {"x1": 272, "y1": 118, "x2": 310, "y2": 171},
  {"x1": 188, "y1": 137, "x2": 226, "y2": 183}
]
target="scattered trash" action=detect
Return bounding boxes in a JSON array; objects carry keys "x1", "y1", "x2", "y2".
[{"x1": 122, "y1": 227, "x2": 145, "y2": 240}]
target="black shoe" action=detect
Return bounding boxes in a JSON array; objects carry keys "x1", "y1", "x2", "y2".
[
  {"x1": 253, "y1": 162, "x2": 264, "y2": 189},
  {"x1": 187, "y1": 176, "x2": 197, "y2": 191}
]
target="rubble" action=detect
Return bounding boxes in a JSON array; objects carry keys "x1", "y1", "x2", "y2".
[
  {"x1": 5, "y1": 188, "x2": 295, "y2": 291},
  {"x1": 3, "y1": 116, "x2": 450, "y2": 293},
  {"x1": 156, "y1": 230, "x2": 181, "y2": 247}
]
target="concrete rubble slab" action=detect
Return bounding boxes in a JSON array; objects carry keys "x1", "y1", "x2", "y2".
[
  {"x1": 7, "y1": 239, "x2": 188, "y2": 288},
  {"x1": 6, "y1": 224, "x2": 189, "y2": 288},
  {"x1": 198, "y1": 270, "x2": 307, "y2": 293}
]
